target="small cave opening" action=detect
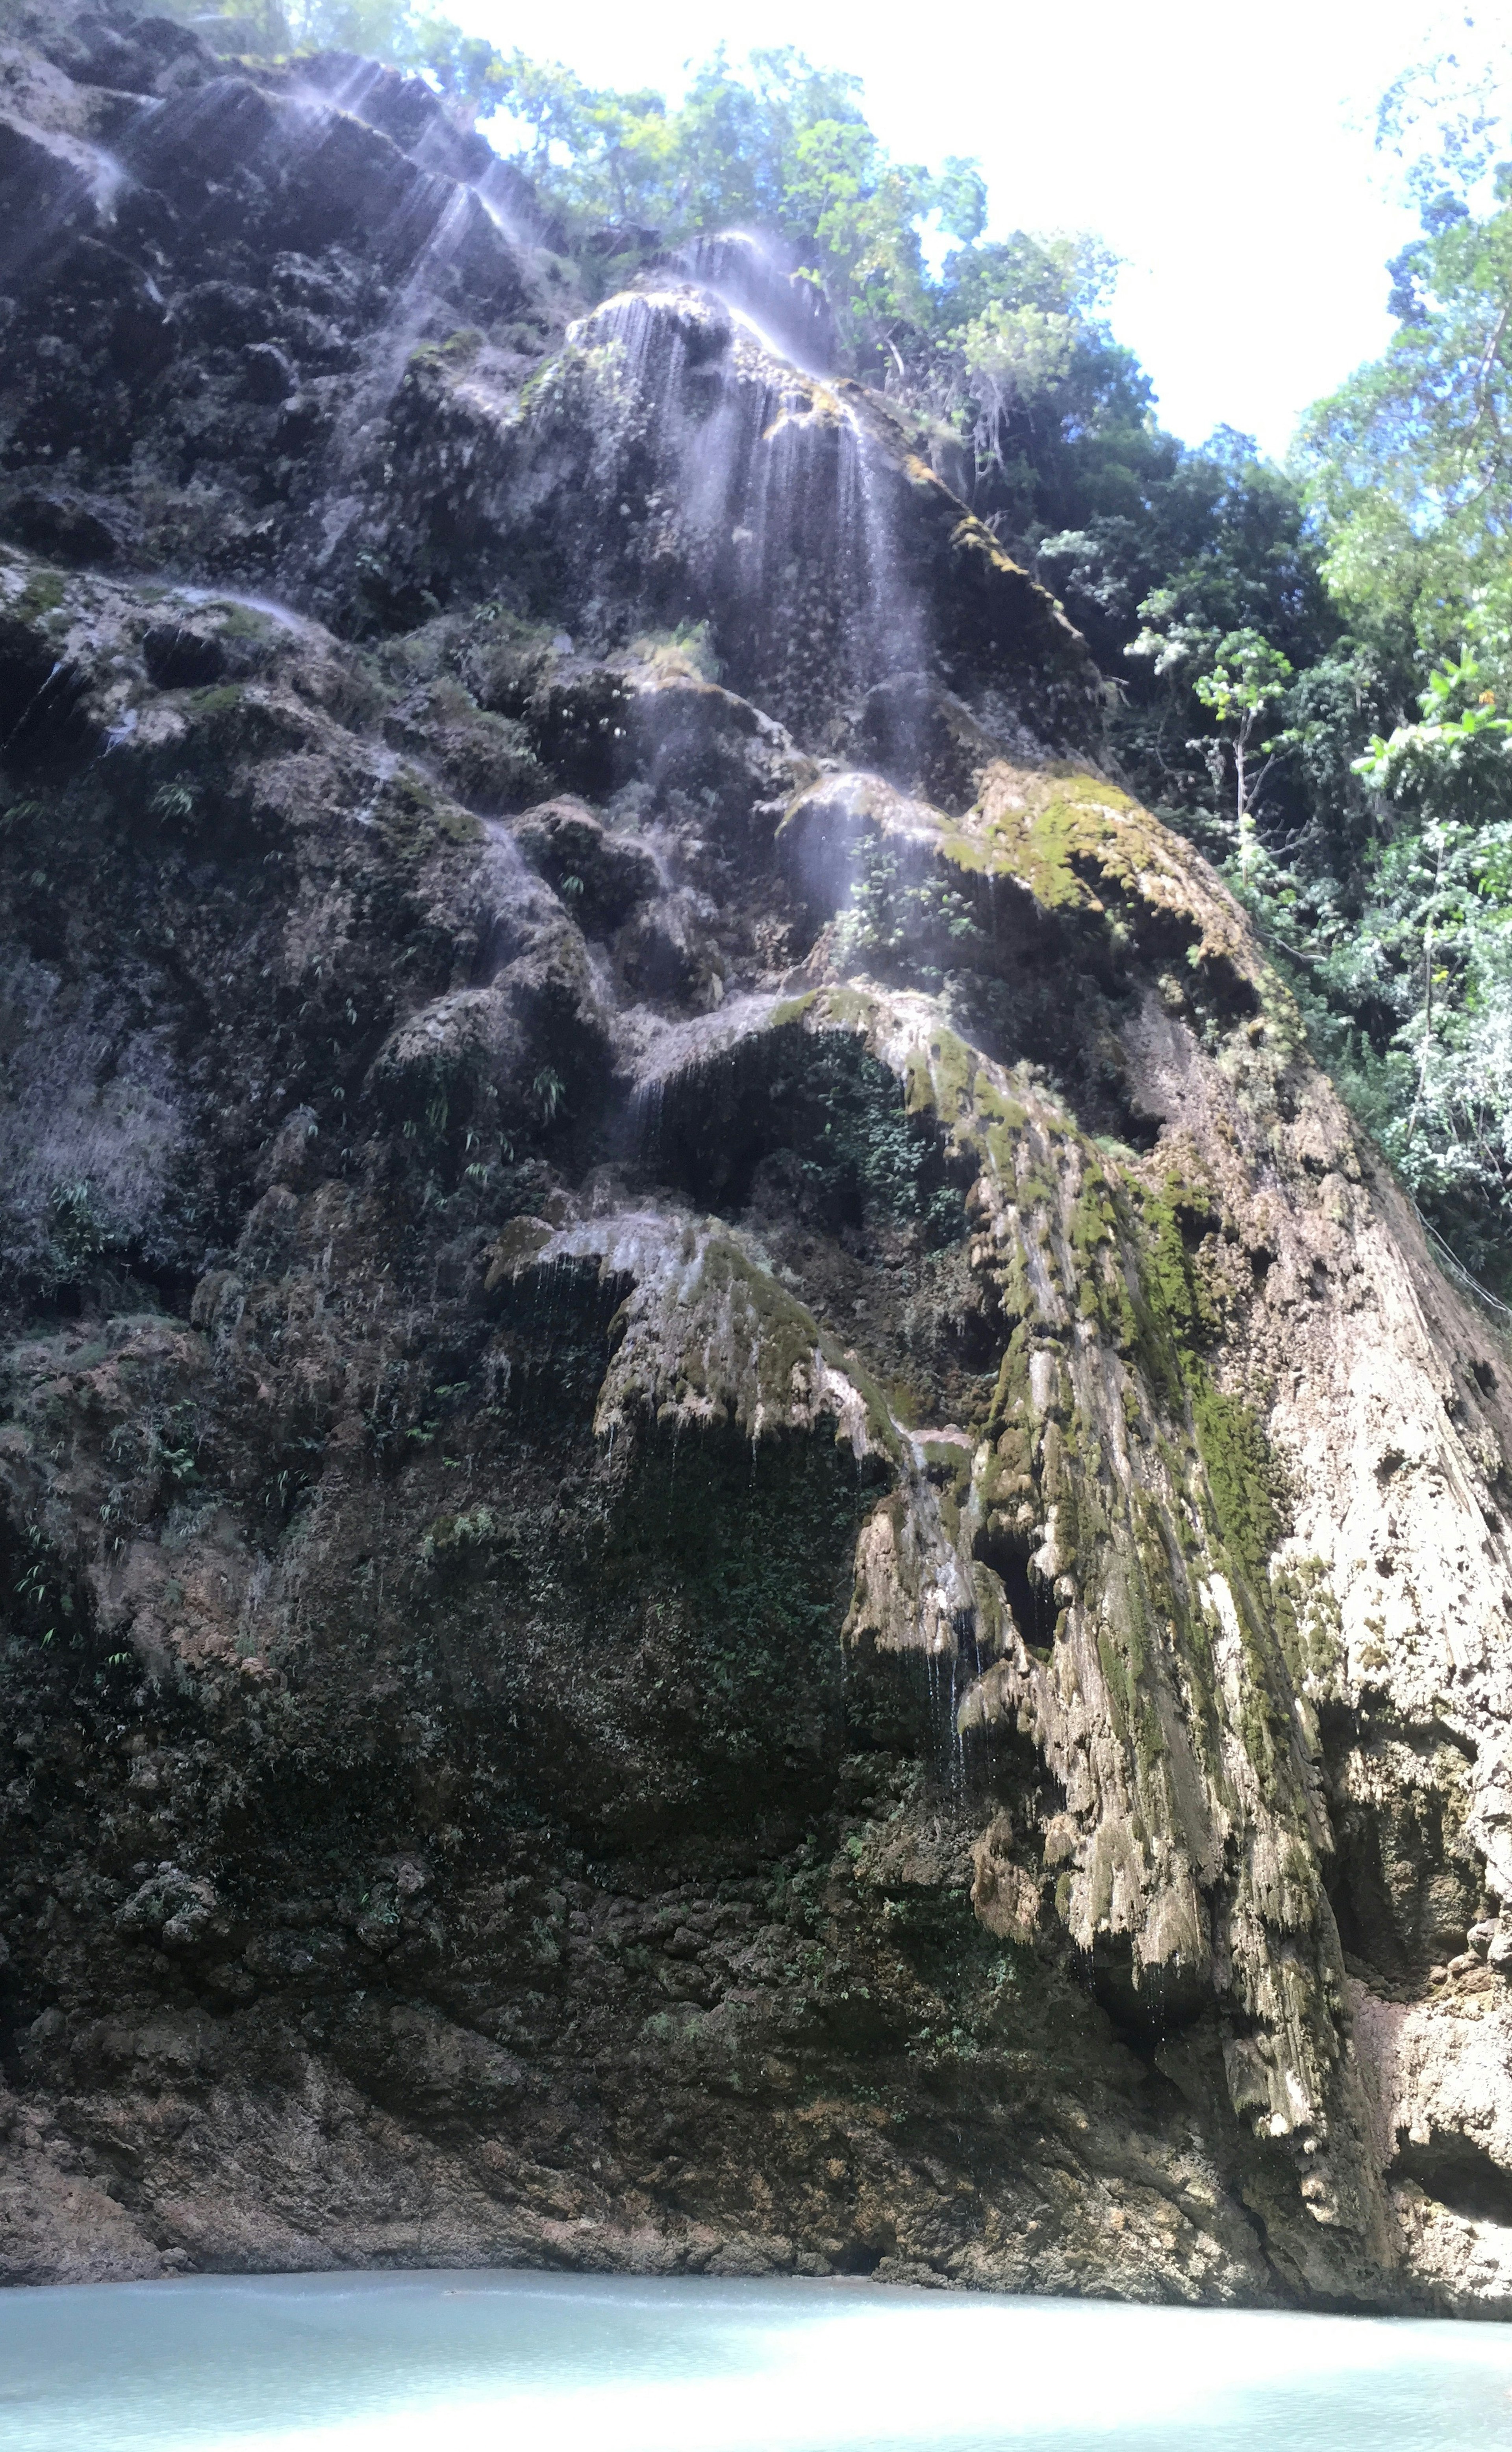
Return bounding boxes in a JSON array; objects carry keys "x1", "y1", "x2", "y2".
[
  {"x1": 1075, "y1": 1929, "x2": 1209, "y2": 2052},
  {"x1": 979, "y1": 1714, "x2": 1066, "y2": 1833},
  {"x1": 931, "y1": 969, "x2": 1164, "y2": 1155},
  {"x1": 1393, "y1": 2129, "x2": 1512, "y2": 2228},
  {"x1": 973, "y1": 1519, "x2": 1058, "y2": 1654},
  {"x1": 630, "y1": 1025, "x2": 973, "y2": 1246},
  {"x1": 1317, "y1": 1699, "x2": 1484, "y2": 1990},
  {"x1": 950, "y1": 1302, "x2": 1002, "y2": 1373},
  {"x1": 0, "y1": 643, "x2": 94, "y2": 776},
  {"x1": 141, "y1": 621, "x2": 232, "y2": 691}
]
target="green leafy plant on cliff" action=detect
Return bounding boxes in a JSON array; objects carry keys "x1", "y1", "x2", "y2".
[{"x1": 1280, "y1": 638, "x2": 1512, "y2": 1278}]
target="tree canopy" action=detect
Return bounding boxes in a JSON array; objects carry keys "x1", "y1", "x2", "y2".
[{"x1": 1297, "y1": 176, "x2": 1512, "y2": 660}]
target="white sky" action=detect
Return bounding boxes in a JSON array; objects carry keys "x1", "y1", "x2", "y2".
[{"x1": 445, "y1": 0, "x2": 1487, "y2": 460}]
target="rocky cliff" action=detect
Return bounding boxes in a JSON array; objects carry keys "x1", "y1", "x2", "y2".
[{"x1": 3, "y1": 4, "x2": 1512, "y2": 2312}]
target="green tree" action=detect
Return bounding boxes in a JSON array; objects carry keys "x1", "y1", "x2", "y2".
[
  {"x1": 1298, "y1": 173, "x2": 1512, "y2": 661},
  {"x1": 1239, "y1": 634, "x2": 1512, "y2": 1283},
  {"x1": 1191, "y1": 630, "x2": 1295, "y2": 872},
  {"x1": 480, "y1": 45, "x2": 955, "y2": 355}
]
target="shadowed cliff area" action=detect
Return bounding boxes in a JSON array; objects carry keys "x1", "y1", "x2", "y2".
[{"x1": 4, "y1": 3, "x2": 1512, "y2": 2315}]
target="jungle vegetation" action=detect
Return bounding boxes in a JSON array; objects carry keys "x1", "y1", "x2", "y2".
[{"x1": 164, "y1": 2, "x2": 1512, "y2": 1294}]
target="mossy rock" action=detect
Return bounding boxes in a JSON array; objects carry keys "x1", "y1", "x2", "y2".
[{"x1": 953, "y1": 762, "x2": 1262, "y2": 1017}]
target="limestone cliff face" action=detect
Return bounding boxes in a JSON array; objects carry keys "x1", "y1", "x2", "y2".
[{"x1": 3, "y1": 5, "x2": 1512, "y2": 2309}]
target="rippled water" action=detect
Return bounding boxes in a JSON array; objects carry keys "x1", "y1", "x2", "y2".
[{"x1": 4, "y1": 2269, "x2": 1510, "y2": 2452}]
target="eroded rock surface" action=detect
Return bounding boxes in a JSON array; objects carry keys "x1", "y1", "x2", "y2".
[{"x1": 3, "y1": 3, "x2": 1512, "y2": 2312}]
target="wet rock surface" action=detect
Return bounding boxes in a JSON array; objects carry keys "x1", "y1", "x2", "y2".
[{"x1": 3, "y1": 3, "x2": 1512, "y2": 2313}]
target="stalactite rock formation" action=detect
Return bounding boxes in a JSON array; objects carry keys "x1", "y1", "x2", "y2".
[{"x1": 3, "y1": 6, "x2": 1512, "y2": 2310}]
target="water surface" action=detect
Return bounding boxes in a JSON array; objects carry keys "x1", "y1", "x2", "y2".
[{"x1": 4, "y1": 2268, "x2": 1510, "y2": 2452}]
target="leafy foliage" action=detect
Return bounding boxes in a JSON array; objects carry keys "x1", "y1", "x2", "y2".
[
  {"x1": 1297, "y1": 175, "x2": 1512, "y2": 660},
  {"x1": 1269, "y1": 635, "x2": 1512, "y2": 1281},
  {"x1": 484, "y1": 43, "x2": 989, "y2": 356}
]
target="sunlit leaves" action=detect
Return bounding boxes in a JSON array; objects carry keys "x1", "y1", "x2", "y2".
[{"x1": 1297, "y1": 190, "x2": 1512, "y2": 656}]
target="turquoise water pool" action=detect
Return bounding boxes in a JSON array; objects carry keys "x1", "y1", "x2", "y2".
[{"x1": 4, "y1": 2268, "x2": 1510, "y2": 2452}]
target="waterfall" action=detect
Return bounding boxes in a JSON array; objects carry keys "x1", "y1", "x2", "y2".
[
  {"x1": 666, "y1": 230, "x2": 838, "y2": 374},
  {"x1": 549, "y1": 284, "x2": 934, "y2": 745}
]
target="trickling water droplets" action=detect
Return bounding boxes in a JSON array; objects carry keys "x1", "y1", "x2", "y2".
[
  {"x1": 350, "y1": 747, "x2": 398, "y2": 831},
  {"x1": 2, "y1": 661, "x2": 67, "y2": 755},
  {"x1": 554, "y1": 286, "x2": 931, "y2": 740}
]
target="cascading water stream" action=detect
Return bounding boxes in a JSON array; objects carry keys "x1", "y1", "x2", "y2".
[
  {"x1": 671, "y1": 231, "x2": 837, "y2": 376},
  {"x1": 167, "y1": 585, "x2": 309, "y2": 632},
  {"x1": 555, "y1": 282, "x2": 1038, "y2": 1730},
  {"x1": 566, "y1": 286, "x2": 934, "y2": 740}
]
